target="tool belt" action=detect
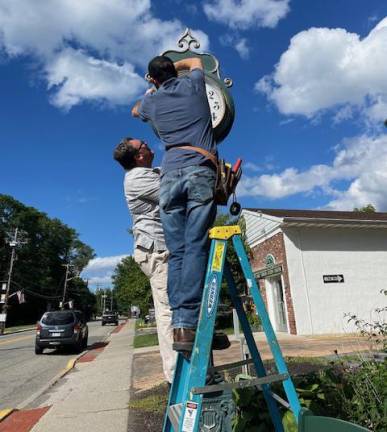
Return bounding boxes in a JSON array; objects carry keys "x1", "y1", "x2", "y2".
[{"x1": 176, "y1": 145, "x2": 241, "y2": 206}]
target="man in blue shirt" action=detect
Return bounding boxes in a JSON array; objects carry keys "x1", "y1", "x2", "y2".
[{"x1": 132, "y1": 56, "x2": 218, "y2": 354}]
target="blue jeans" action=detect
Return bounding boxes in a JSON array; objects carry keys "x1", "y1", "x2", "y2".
[{"x1": 160, "y1": 165, "x2": 217, "y2": 329}]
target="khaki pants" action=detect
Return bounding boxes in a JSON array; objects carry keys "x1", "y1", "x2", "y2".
[{"x1": 134, "y1": 247, "x2": 176, "y2": 383}]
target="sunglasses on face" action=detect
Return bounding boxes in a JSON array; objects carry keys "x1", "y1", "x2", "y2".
[{"x1": 138, "y1": 141, "x2": 149, "y2": 151}]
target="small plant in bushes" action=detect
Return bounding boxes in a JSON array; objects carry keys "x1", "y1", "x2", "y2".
[
  {"x1": 345, "y1": 288, "x2": 387, "y2": 353},
  {"x1": 231, "y1": 359, "x2": 387, "y2": 431},
  {"x1": 336, "y1": 356, "x2": 387, "y2": 431}
]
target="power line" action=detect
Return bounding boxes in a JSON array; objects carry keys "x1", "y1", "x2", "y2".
[{"x1": 0, "y1": 279, "x2": 63, "y2": 300}]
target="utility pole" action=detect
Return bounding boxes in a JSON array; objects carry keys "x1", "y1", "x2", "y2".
[
  {"x1": 61, "y1": 264, "x2": 74, "y2": 310},
  {"x1": 95, "y1": 283, "x2": 102, "y2": 315},
  {"x1": 0, "y1": 228, "x2": 28, "y2": 335}
]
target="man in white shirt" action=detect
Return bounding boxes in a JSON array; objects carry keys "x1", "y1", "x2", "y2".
[{"x1": 113, "y1": 137, "x2": 176, "y2": 384}]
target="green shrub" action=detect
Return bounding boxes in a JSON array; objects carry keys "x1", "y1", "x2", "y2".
[
  {"x1": 231, "y1": 359, "x2": 387, "y2": 431},
  {"x1": 247, "y1": 311, "x2": 261, "y2": 331},
  {"x1": 339, "y1": 359, "x2": 387, "y2": 431},
  {"x1": 345, "y1": 288, "x2": 386, "y2": 353}
]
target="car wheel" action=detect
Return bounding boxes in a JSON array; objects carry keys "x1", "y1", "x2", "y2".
[
  {"x1": 115, "y1": 322, "x2": 119, "y2": 326},
  {"x1": 83, "y1": 333, "x2": 88, "y2": 349},
  {"x1": 35, "y1": 344, "x2": 43, "y2": 355},
  {"x1": 101, "y1": 322, "x2": 105, "y2": 326},
  {"x1": 74, "y1": 338, "x2": 83, "y2": 354}
]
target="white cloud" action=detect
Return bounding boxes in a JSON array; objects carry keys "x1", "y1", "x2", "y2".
[
  {"x1": 87, "y1": 275, "x2": 115, "y2": 286},
  {"x1": 256, "y1": 17, "x2": 387, "y2": 124},
  {"x1": 203, "y1": 0, "x2": 290, "y2": 30},
  {"x1": 82, "y1": 254, "x2": 128, "y2": 287},
  {"x1": 235, "y1": 38, "x2": 250, "y2": 59},
  {"x1": 84, "y1": 255, "x2": 128, "y2": 271},
  {"x1": 219, "y1": 34, "x2": 250, "y2": 59},
  {"x1": 0, "y1": 0, "x2": 209, "y2": 109},
  {"x1": 244, "y1": 162, "x2": 264, "y2": 172},
  {"x1": 239, "y1": 133, "x2": 387, "y2": 210},
  {"x1": 46, "y1": 49, "x2": 147, "y2": 109},
  {"x1": 244, "y1": 159, "x2": 275, "y2": 173}
]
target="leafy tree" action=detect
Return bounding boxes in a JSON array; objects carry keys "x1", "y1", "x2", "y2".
[
  {"x1": 112, "y1": 256, "x2": 152, "y2": 316},
  {"x1": 0, "y1": 194, "x2": 95, "y2": 324},
  {"x1": 353, "y1": 204, "x2": 376, "y2": 213}
]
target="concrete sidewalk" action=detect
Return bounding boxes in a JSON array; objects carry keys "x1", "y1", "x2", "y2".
[
  {"x1": 131, "y1": 331, "x2": 370, "y2": 394},
  {"x1": 28, "y1": 320, "x2": 135, "y2": 432},
  {"x1": 1, "y1": 321, "x2": 369, "y2": 432}
]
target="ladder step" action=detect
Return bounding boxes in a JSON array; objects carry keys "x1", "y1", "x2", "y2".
[
  {"x1": 208, "y1": 357, "x2": 254, "y2": 374},
  {"x1": 168, "y1": 403, "x2": 183, "y2": 430},
  {"x1": 191, "y1": 373, "x2": 289, "y2": 395}
]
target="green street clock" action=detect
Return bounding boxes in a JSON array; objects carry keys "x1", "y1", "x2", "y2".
[{"x1": 147, "y1": 28, "x2": 235, "y2": 143}]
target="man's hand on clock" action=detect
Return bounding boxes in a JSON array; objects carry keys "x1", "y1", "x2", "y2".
[{"x1": 145, "y1": 87, "x2": 156, "y2": 96}]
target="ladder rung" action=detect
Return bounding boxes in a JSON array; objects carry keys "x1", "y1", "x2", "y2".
[
  {"x1": 208, "y1": 357, "x2": 254, "y2": 374},
  {"x1": 168, "y1": 403, "x2": 182, "y2": 430},
  {"x1": 191, "y1": 373, "x2": 289, "y2": 395}
]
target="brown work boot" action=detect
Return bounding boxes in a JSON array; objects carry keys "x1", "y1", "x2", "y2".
[
  {"x1": 173, "y1": 328, "x2": 196, "y2": 352},
  {"x1": 173, "y1": 328, "x2": 230, "y2": 352}
]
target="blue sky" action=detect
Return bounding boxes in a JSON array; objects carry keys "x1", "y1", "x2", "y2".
[{"x1": 1, "y1": 0, "x2": 387, "y2": 287}]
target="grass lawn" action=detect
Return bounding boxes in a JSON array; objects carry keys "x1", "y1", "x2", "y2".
[
  {"x1": 133, "y1": 326, "x2": 236, "y2": 349},
  {"x1": 134, "y1": 332, "x2": 159, "y2": 348},
  {"x1": 135, "y1": 319, "x2": 157, "y2": 330},
  {"x1": 129, "y1": 386, "x2": 168, "y2": 414}
]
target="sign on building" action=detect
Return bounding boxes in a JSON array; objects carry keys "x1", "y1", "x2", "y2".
[
  {"x1": 323, "y1": 274, "x2": 344, "y2": 283},
  {"x1": 255, "y1": 264, "x2": 282, "y2": 279}
]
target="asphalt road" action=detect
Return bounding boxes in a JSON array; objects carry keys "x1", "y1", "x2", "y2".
[{"x1": 0, "y1": 320, "x2": 118, "y2": 410}]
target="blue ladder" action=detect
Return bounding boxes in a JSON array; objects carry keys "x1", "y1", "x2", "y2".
[{"x1": 163, "y1": 225, "x2": 302, "y2": 432}]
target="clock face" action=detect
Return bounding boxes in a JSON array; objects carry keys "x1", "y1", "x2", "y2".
[{"x1": 205, "y1": 78, "x2": 226, "y2": 128}]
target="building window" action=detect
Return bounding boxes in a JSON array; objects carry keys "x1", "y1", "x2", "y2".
[{"x1": 265, "y1": 254, "x2": 276, "y2": 267}]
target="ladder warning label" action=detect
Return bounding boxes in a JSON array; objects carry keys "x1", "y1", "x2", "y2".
[
  {"x1": 212, "y1": 242, "x2": 225, "y2": 272},
  {"x1": 182, "y1": 401, "x2": 198, "y2": 432}
]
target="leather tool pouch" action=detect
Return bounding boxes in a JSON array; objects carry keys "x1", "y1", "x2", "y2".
[{"x1": 176, "y1": 145, "x2": 239, "y2": 206}]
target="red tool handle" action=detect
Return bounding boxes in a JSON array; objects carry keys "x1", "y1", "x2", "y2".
[{"x1": 232, "y1": 159, "x2": 242, "y2": 173}]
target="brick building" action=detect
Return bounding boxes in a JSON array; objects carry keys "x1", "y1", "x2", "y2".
[{"x1": 241, "y1": 209, "x2": 387, "y2": 335}]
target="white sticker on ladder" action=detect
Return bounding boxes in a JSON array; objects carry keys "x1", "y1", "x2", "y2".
[{"x1": 182, "y1": 401, "x2": 198, "y2": 432}]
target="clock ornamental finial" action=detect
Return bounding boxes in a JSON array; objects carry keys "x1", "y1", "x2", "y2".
[{"x1": 177, "y1": 28, "x2": 200, "y2": 52}]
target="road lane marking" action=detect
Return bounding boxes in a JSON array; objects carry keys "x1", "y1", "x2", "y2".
[{"x1": 0, "y1": 335, "x2": 34, "y2": 346}]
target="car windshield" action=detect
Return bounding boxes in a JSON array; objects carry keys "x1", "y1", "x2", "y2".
[{"x1": 41, "y1": 312, "x2": 74, "y2": 325}]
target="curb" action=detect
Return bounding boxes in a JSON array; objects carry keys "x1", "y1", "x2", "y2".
[
  {"x1": 2, "y1": 327, "x2": 35, "y2": 336},
  {"x1": 0, "y1": 408, "x2": 15, "y2": 422}
]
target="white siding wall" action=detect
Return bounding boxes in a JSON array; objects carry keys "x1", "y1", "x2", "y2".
[{"x1": 284, "y1": 227, "x2": 387, "y2": 335}]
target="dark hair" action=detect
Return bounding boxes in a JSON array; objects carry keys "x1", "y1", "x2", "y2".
[
  {"x1": 113, "y1": 137, "x2": 137, "y2": 170},
  {"x1": 148, "y1": 56, "x2": 177, "y2": 85}
]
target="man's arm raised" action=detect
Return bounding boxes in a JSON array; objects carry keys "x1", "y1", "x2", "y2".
[
  {"x1": 174, "y1": 57, "x2": 203, "y2": 72},
  {"x1": 131, "y1": 88, "x2": 156, "y2": 118},
  {"x1": 131, "y1": 100, "x2": 141, "y2": 118}
]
